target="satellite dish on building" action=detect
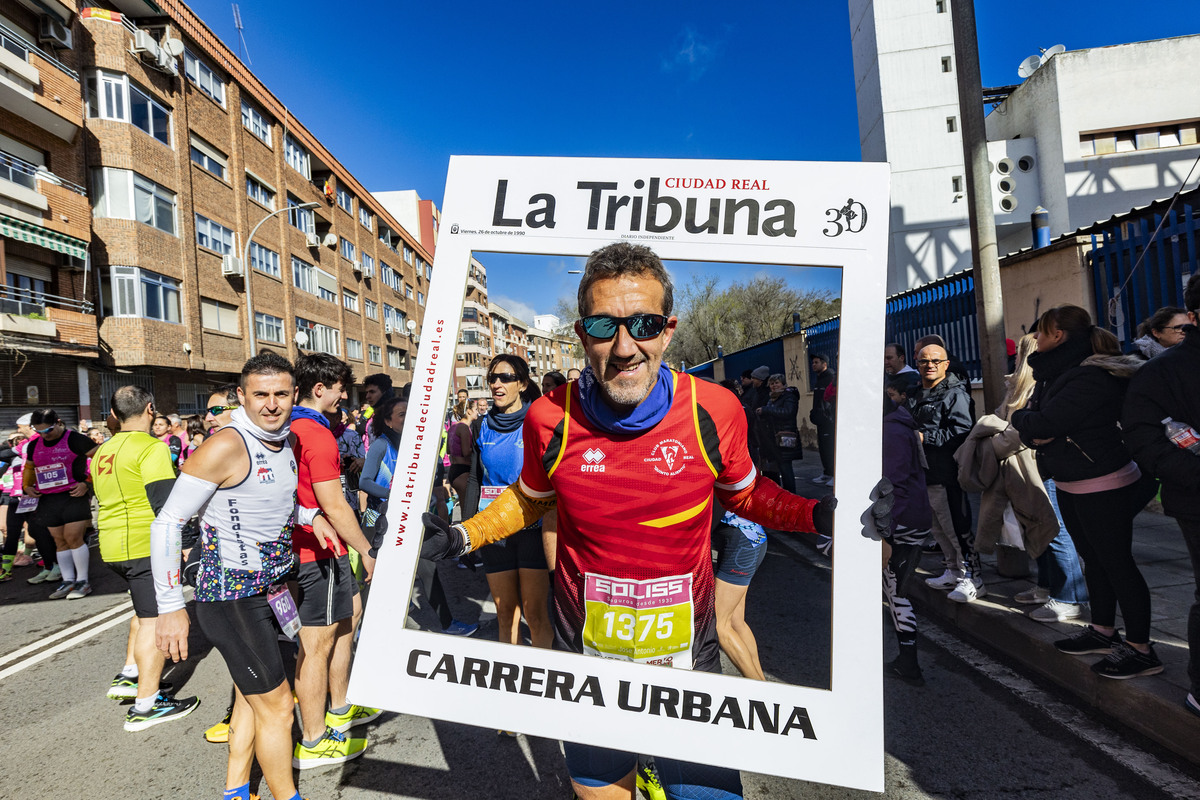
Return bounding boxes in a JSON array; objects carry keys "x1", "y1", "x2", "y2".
[
  {"x1": 406, "y1": 319, "x2": 417, "y2": 332},
  {"x1": 163, "y1": 37, "x2": 185, "y2": 57},
  {"x1": 1017, "y1": 55, "x2": 1042, "y2": 79},
  {"x1": 1041, "y1": 44, "x2": 1066, "y2": 63}
]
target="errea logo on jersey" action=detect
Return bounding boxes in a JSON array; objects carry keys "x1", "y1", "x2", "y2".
[{"x1": 581, "y1": 447, "x2": 606, "y2": 472}]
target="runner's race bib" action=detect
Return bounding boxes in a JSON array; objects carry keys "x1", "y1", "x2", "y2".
[
  {"x1": 34, "y1": 462, "x2": 69, "y2": 490},
  {"x1": 582, "y1": 572, "x2": 694, "y2": 668},
  {"x1": 16, "y1": 495, "x2": 38, "y2": 513},
  {"x1": 478, "y1": 485, "x2": 504, "y2": 511},
  {"x1": 267, "y1": 584, "x2": 302, "y2": 639}
]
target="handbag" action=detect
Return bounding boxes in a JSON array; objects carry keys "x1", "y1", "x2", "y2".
[{"x1": 775, "y1": 430, "x2": 799, "y2": 451}]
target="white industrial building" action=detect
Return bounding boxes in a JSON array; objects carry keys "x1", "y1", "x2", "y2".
[{"x1": 850, "y1": 0, "x2": 1200, "y2": 293}]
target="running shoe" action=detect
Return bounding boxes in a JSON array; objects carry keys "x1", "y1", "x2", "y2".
[
  {"x1": 49, "y1": 580, "x2": 77, "y2": 599},
  {"x1": 107, "y1": 673, "x2": 139, "y2": 699},
  {"x1": 442, "y1": 620, "x2": 479, "y2": 636},
  {"x1": 1054, "y1": 626, "x2": 1123, "y2": 655},
  {"x1": 107, "y1": 675, "x2": 174, "y2": 700},
  {"x1": 1014, "y1": 586, "x2": 1049, "y2": 605},
  {"x1": 1028, "y1": 599, "x2": 1083, "y2": 622},
  {"x1": 636, "y1": 759, "x2": 667, "y2": 800},
  {"x1": 885, "y1": 656, "x2": 926, "y2": 687},
  {"x1": 28, "y1": 564, "x2": 59, "y2": 585},
  {"x1": 292, "y1": 727, "x2": 368, "y2": 769},
  {"x1": 204, "y1": 706, "x2": 233, "y2": 743},
  {"x1": 811, "y1": 474, "x2": 832, "y2": 485},
  {"x1": 0, "y1": 568, "x2": 12, "y2": 582},
  {"x1": 1186, "y1": 693, "x2": 1200, "y2": 718},
  {"x1": 923, "y1": 569, "x2": 961, "y2": 591},
  {"x1": 325, "y1": 704, "x2": 382, "y2": 733},
  {"x1": 124, "y1": 694, "x2": 200, "y2": 731},
  {"x1": 947, "y1": 576, "x2": 986, "y2": 603},
  {"x1": 1091, "y1": 643, "x2": 1163, "y2": 679},
  {"x1": 497, "y1": 729, "x2": 517, "y2": 737},
  {"x1": 12, "y1": 552, "x2": 34, "y2": 568},
  {"x1": 67, "y1": 581, "x2": 92, "y2": 599}
]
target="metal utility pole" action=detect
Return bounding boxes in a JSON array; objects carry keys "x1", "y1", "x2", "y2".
[{"x1": 951, "y1": 0, "x2": 1007, "y2": 411}]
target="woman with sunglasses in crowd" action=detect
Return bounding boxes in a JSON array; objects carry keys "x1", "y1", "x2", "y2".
[
  {"x1": 24, "y1": 409, "x2": 98, "y2": 599},
  {"x1": 462, "y1": 355, "x2": 552, "y2": 684}
]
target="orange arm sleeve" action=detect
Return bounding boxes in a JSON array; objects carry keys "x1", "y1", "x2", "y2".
[{"x1": 459, "y1": 482, "x2": 557, "y2": 549}]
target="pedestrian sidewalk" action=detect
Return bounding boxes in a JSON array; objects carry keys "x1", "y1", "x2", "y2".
[{"x1": 782, "y1": 456, "x2": 1199, "y2": 767}]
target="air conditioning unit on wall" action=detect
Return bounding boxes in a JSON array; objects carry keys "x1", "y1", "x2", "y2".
[
  {"x1": 221, "y1": 255, "x2": 244, "y2": 276},
  {"x1": 38, "y1": 16, "x2": 72, "y2": 49}
]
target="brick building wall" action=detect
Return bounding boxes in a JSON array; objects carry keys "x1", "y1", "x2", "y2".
[{"x1": 75, "y1": 2, "x2": 430, "y2": 414}]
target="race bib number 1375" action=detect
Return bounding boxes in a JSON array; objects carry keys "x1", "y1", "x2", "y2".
[{"x1": 581, "y1": 572, "x2": 693, "y2": 669}]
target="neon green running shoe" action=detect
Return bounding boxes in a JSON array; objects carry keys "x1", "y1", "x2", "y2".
[
  {"x1": 324, "y1": 704, "x2": 382, "y2": 733},
  {"x1": 637, "y1": 759, "x2": 666, "y2": 800},
  {"x1": 293, "y1": 726, "x2": 367, "y2": 770}
]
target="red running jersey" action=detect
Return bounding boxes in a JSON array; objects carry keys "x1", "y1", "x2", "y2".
[{"x1": 520, "y1": 371, "x2": 755, "y2": 671}]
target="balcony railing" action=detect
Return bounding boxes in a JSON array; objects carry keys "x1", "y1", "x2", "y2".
[
  {"x1": 0, "y1": 150, "x2": 87, "y2": 197},
  {"x1": 0, "y1": 284, "x2": 93, "y2": 316},
  {"x1": 0, "y1": 22, "x2": 79, "y2": 81}
]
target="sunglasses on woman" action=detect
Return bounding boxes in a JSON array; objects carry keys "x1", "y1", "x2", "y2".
[
  {"x1": 486, "y1": 373, "x2": 521, "y2": 384},
  {"x1": 579, "y1": 313, "x2": 669, "y2": 341}
]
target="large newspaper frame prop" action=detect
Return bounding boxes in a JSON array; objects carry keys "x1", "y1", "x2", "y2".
[{"x1": 351, "y1": 156, "x2": 889, "y2": 792}]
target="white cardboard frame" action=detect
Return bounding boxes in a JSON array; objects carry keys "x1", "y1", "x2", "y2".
[{"x1": 350, "y1": 156, "x2": 890, "y2": 792}]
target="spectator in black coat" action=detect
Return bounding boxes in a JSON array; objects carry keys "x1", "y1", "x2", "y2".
[
  {"x1": 909, "y1": 344, "x2": 980, "y2": 602},
  {"x1": 1123, "y1": 275, "x2": 1200, "y2": 711},
  {"x1": 808, "y1": 354, "x2": 835, "y2": 485},
  {"x1": 1012, "y1": 304, "x2": 1161, "y2": 680},
  {"x1": 755, "y1": 374, "x2": 801, "y2": 492}
]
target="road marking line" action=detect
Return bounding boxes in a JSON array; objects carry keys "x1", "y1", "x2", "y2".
[
  {"x1": 0, "y1": 599, "x2": 133, "y2": 668},
  {"x1": 923, "y1": 625, "x2": 1200, "y2": 800}
]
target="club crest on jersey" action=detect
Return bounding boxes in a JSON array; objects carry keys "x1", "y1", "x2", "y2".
[
  {"x1": 645, "y1": 437, "x2": 693, "y2": 477},
  {"x1": 581, "y1": 447, "x2": 606, "y2": 472},
  {"x1": 257, "y1": 466, "x2": 275, "y2": 484}
]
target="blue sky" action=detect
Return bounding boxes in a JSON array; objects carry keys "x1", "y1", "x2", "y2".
[{"x1": 190, "y1": 0, "x2": 1197, "y2": 319}]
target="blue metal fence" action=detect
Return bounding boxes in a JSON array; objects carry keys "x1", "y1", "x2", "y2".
[
  {"x1": 802, "y1": 270, "x2": 982, "y2": 382},
  {"x1": 1089, "y1": 192, "x2": 1198, "y2": 350}
]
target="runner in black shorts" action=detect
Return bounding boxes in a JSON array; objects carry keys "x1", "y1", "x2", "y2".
[
  {"x1": 712, "y1": 507, "x2": 769, "y2": 681},
  {"x1": 25, "y1": 409, "x2": 97, "y2": 600}
]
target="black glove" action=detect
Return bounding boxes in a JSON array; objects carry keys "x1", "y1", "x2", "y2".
[
  {"x1": 420, "y1": 512, "x2": 471, "y2": 561},
  {"x1": 812, "y1": 494, "x2": 836, "y2": 536},
  {"x1": 863, "y1": 477, "x2": 893, "y2": 541}
]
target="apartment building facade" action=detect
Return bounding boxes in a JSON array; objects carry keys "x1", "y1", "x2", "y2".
[
  {"x1": 0, "y1": 0, "x2": 98, "y2": 425},
  {"x1": 0, "y1": 0, "x2": 431, "y2": 423},
  {"x1": 455, "y1": 256, "x2": 490, "y2": 399}
]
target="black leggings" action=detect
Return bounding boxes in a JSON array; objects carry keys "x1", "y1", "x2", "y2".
[
  {"x1": 5, "y1": 503, "x2": 56, "y2": 566},
  {"x1": 1056, "y1": 481, "x2": 1152, "y2": 642}
]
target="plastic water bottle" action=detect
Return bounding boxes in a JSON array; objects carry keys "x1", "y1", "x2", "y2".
[{"x1": 1163, "y1": 417, "x2": 1200, "y2": 454}]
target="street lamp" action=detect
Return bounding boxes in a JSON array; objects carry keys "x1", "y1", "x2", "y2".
[{"x1": 243, "y1": 201, "x2": 319, "y2": 357}]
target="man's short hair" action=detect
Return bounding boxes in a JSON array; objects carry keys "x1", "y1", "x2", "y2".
[
  {"x1": 111, "y1": 385, "x2": 154, "y2": 423},
  {"x1": 576, "y1": 242, "x2": 674, "y2": 317},
  {"x1": 363, "y1": 373, "x2": 393, "y2": 394},
  {"x1": 887, "y1": 373, "x2": 919, "y2": 397},
  {"x1": 1185, "y1": 272, "x2": 1200, "y2": 313},
  {"x1": 915, "y1": 333, "x2": 946, "y2": 351},
  {"x1": 211, "y1": 382, "x2": 240, "y2": 405},
  {"x1": 296, "y1": 353, "x2": 354, "y2": 401},
  {"x1": 167, "y1": 413, "x2": 181, "y2": 427},
  {"x1": 240, "y1": 352, "x2": 294, "y2": 390},
  {"x1": 886, "y1": 342, "x2": 906, "y2": 359}
]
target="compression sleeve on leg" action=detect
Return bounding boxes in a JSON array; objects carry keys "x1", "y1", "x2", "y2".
[
  {"x1": 718, "y1": 475, "x2": 817, "y2": 534},
  {"x1": 151, "y1": 473, "x2": 218, "y2": 614},
  {"x1": 459, "y1": 481, "x2": 557, "y2": 549}
]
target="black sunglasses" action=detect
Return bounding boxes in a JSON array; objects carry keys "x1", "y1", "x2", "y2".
[
  {"x1": 486, "y1": 373, "x2": 521, "y2": 384},
  {"x1": 579, "y1": 313, "x2": 669, "y2": 341},
  {"x1": 206, "y1": 405, "x2": 237, "y2": 416}
]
